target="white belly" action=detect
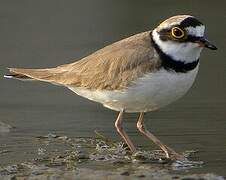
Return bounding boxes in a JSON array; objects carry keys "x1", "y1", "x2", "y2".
[{"x1": 68, "y1": 66, "x2": 199, "y2": 112}]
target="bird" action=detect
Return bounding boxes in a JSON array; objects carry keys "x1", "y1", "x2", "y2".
[{"x1": 4, "y1": 15, "x2": 217, "y2": 160}]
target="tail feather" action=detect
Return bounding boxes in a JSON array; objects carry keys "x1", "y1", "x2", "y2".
[
  {"x1": 4, "y1": 67, "x2": 62, "y2": 84},
  {"x1": 4, "y1": 73, "x2": 34, "y2": 81}
]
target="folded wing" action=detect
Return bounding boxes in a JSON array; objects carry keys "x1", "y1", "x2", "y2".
[{"x1": 5, "y1": 31, "x2": 160, "y2": 90}]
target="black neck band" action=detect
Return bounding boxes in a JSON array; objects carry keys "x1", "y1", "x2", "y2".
[{"x1": 150, "y1": 32, "x2": 199, "y2": 73}]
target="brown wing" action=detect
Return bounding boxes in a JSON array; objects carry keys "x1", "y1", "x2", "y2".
[{"x1": 7, "y1": 31, "x2": 161, "y2": 90}]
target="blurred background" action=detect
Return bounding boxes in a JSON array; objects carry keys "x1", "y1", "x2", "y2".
[{"x1": 0, "y1": 0, "x2": 225, "y2": 176}]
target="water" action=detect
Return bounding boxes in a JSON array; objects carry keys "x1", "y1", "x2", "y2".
[{"x1": 0, "y1": 0, "x2": 226, "y2": 177}]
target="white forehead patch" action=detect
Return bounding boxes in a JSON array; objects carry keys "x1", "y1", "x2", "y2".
[{"x1": 186, "y1": 25, "x2": 205, "y2": 37}]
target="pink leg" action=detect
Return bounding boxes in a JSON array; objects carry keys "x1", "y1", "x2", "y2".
[
  {"x1": 115, "y1": 110, "x2": 136, "y2": 153},
  {"x1": 136, "y1": 112, "x2": 185, "y2": 160}
]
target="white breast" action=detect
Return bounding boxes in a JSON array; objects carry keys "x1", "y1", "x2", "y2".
[{"x1": 68, "y1": 66, "x2": 199, "y2": 113}]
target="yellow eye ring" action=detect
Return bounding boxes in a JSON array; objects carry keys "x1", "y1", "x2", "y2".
[{"x1": 171, "y1": 27, "x2": 185, "y2": 39}]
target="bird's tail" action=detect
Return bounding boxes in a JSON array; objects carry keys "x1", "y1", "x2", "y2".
[{"x1": 4, "y1": 67, "x2": 62, "y2": 84}]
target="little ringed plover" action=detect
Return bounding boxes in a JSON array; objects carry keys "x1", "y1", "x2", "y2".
[{"x1": 5, "y1": 15, "x2": 217, "y2": 160}]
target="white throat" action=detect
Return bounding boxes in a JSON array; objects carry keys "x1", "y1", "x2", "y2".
[{"x1": 152, "y1": 29, "x2": 203, "y2": 63}]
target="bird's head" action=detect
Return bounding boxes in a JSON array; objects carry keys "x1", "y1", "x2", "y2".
[{"x1": 152, "y1": 15, "x2": 217, "y2": 64}]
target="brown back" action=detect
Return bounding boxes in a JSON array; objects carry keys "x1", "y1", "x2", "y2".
[{"x1": 9, "y1": 31, "x2": 161, "y2": 90}]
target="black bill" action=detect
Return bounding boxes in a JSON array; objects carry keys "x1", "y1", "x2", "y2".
[{"x1": 199, "y1": 37, "x2": 217, "y2": 50}]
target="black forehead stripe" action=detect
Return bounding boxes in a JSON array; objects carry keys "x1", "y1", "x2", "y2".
[{"x1": 180, "y1": 17, "x2": 203, "y2": 28}]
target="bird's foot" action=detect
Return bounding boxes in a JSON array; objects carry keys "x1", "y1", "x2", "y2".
[
  {"x1": 168, "y1": 151, "x2": 187, "y2": 161},
  {"x1": 163, "y1": 146, "x2": 187, "y2": 161}
]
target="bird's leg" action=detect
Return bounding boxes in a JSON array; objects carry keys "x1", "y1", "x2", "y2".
[
  {"x1": 136, "y1": 112, "x2": 185, "y2": 160},
  {"x1": 115, "y1": 110, "x2": 136, "y2": 153}
]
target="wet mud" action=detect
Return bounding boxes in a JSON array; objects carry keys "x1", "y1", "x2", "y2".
[{"x1": 0, "y1": 132, "x2": 224, "y2": 180}]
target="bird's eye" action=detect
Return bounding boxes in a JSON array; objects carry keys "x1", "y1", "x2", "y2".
[{"x1": 171, "y1": 27, "x2": 185, "y2": 39}]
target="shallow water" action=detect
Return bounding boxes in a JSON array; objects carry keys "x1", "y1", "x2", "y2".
[
  {"x1": 0, "y1": 0, "x2": 226, "y2": 178},
  {"x1": 0, "y1": 135, "x2": 222, "y2": 179}
]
